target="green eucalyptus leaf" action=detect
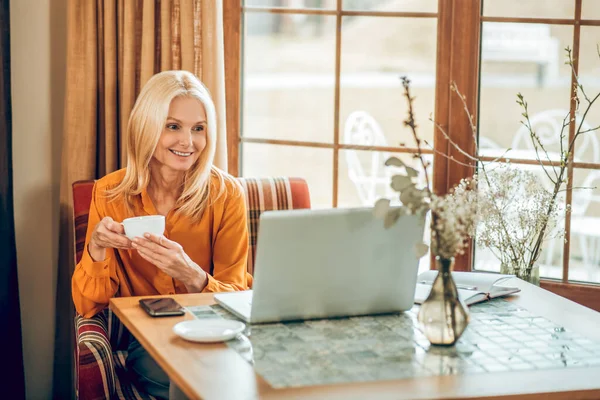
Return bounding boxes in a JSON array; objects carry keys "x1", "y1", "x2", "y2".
[
  {"x1": 384, "y1": 207, "x2": 402, "y2": 229},
  {"x1": 400, "y1": 186, "x2": 424, "y2": 207},
  {"x1": 405, "y1": 167, "x2": 419, "y2": 178},
  {"x1": 385, "y1": 157, "x2": 406, "y2": 168},
  {"x1": 373, "y1": 198, "x2": 390, "y2": 219},
  {"x1": 391, "y1": 175, "x2": 413, "y2": 192},
  {"x1": 414, "y1": 242, "x2": 429, "y2": 258}
]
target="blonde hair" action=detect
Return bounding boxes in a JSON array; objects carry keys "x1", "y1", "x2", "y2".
[{"x1": 107, "y1": 70, "x2": 226, "y2": 222}]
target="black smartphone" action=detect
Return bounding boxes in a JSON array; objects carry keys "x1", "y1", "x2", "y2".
[{"x1": 139, "y1": 297, "x2": 185, "y2": 317}]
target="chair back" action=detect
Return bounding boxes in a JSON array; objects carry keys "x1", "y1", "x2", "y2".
[
  {"x1": 512, "y1": 109, "x2": 599, "y2": 163},
  {"x1": 510, "y1": 108, "x2": 599, "y2": 218},
  {"x1": 342, "y1": 111, "x2": 433, "y2": 205},
  {"x1": 343, "y1": 111, "x2": 392, "y2": 205},
  {"x1": 71, "y1": 176, "x2": 311, "y2": 273},
  {"x1": 238, "y1": 177, "x2": 310, "y2": 274}
]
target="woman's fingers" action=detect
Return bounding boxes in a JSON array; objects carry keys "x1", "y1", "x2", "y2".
[
  {"x1": 132, "y1": 236, "x2": 169, "y2": 256},
  {"x1": 100, "y1": 216, "x2": 115, "y2": 230},
  {"x1": 135, "y1": 244, "x2": 168, "y2": 267},
  {"x1": 100, "y1": 216, "x2": 125, "y2": 235},
  {"x1": 143, "y1": 233, "x2": 180, "y2": 250},
  {"x1": 96, "y1": 228, "x2": 131, "y2": 249},
  {"x1": 106, "y1": 220, "x2": 125, "y2": 235}
]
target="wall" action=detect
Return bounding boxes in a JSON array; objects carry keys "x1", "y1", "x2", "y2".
[{"x1": 10, "y1": 0, "x2": 66, "y2": 398}]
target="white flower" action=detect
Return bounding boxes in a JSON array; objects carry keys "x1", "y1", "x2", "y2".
[
  {"x1": 474, "y1": 165, "x2": 565, "y2": 275},
  {"x1": 430, "y1": 176, "x2": 480, "y2": 259}
]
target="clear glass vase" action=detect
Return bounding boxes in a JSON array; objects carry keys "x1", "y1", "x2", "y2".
[
  {"x1": 417, "y1": 256, "x2": 470, "y2": 346},
  {"x1": 500, "y1": 263, "x2": 540, "y2": 286},
  {"x1": 522, "y1": 266, "x2": 540, "y2": 286}
]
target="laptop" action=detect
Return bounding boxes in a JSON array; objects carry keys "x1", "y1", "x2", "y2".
[{"x1": 214, "y1": 207, "x2": 425, "y2": 324}]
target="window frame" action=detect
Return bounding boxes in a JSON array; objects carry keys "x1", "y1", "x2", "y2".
[{"x1": 223, "y1": 0, "x2": 600, "y2": 312}]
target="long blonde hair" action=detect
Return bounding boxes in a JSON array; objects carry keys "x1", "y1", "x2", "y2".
[{"x1": 108, "y1": 70, "x2": 226, "y2": 222}]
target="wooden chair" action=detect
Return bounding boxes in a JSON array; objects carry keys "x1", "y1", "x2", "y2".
[{"x1": 72, "y1": 177, "x2": 311, "y2": 399}]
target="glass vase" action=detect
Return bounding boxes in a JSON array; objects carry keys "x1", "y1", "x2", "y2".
[
  {"x1": 500, "y1": 263, "x2": 540, "y2": 286},
  {"x1": 417, "y1": 256, "x2": 469, "y2": 346},
  {"x1": 522, "y1": 265, "x2": 540, "y2": 286}
]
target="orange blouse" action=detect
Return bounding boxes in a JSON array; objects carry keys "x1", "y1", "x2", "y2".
[{"x1": 72, "y1": 168, "x2": 250, "y2": 318}]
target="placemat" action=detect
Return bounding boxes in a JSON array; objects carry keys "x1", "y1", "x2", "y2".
[{"x1": 186, "y1": 300, "x2": 600, "y2": 389}]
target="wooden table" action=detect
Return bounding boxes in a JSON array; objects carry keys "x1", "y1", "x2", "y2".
[{"x1": 109, "y1": 279, "x2": 600, "y2": 400}]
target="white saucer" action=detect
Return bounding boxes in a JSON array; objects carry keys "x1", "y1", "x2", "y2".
[{"x1": 172, "y1": 319, "x2": 246, "y2": 343}]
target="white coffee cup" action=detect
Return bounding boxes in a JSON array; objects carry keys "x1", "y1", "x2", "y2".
[{"x1": 122, "y1": 215, "x2": 165, "y2": 240}]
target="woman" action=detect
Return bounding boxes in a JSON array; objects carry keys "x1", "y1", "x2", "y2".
[{"x1": 72, "y1": 70, "x2": 250, "y2": 399}]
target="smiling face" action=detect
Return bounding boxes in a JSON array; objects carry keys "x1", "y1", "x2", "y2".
[{"x1": 151, "y1": 96, "x2": 208, "y2": 174}]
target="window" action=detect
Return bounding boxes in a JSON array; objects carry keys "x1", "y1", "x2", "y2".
[
  {"x1": 474, "y1": 1, "x2": 600, "y2": 294},
  {"x1": 235, "y1": 0, "x2": 437, "y2": 207},
  {"x1": 224, "y1": 0, "x2": 600, "y2": 310},
  {"x1": 227, "y1": 0, "x2": 438, "y2": 271}
]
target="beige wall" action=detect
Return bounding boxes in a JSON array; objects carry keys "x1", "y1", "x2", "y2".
[{"x1": 10, "y1": 0, "x2": 66, "y2": 398}]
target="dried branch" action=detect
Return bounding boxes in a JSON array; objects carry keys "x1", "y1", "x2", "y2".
[
  {"x1": 422, "y1": 140, "x2": 476, "y2": 168},
  {"x1": 516, "y1": 94, "x2": 559, "y2": 184},
  {"x1": 428, "y1": 117, "x2": 480, "y2": 163},
  {"x1": 401, "y1": 76, "x2": 431, "y2": 194},
  {"x1": 450, "y1": 81, "x2": 479, "y2": 152}
]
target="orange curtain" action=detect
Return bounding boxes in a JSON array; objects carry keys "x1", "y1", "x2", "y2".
[{"x1": 53, "y1": 1, "x2": 228, "y2": 397}]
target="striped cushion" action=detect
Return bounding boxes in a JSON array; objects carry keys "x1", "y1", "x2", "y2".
[
  {"x1": 72, "y1": 177, "x2": 310, "y2": 399},
  {"x1": 75, "y1": 311, "x2": 115, "y2": 399},
  {"x1": 76, "y1": 310, "x2": 154, "y2": 399},
  {"x1": 238, "y1": 177, "x2": 311, "y2": 275}
]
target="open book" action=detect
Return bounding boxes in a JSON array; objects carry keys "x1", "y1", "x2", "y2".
[{"x1": 414, "y1": 270, "x2": 521, "y2": 306}]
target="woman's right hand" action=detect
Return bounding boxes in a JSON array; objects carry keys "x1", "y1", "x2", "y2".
[{"x1": 88, "y1": 217, "x2": 132, "y2": 262}]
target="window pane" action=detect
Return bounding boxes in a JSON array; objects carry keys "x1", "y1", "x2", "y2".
[
  {"x1": 338, "y1": 150, "x2": 432, "y2": 208},
  {"x1": 582, "y1": 0, "x2": 600, "y2": 19},
  {"x1": 340, "y1": 17, "x2": 437, "y2": 148},
  {"x1": 244, "y1": 0, "x2": 334, "y2": 8},
  {"x1": 241, "y1": 143, "x2": 333, "y2": 208},
  {"x1": 569, "y1": 169, "x2": 600, "y2": 283},
  {"x1": 483, "y1": 0, "x2": 575, "y2": 19},
  {"x1": 243, "y1": 14, "x2": 336, "y2": 142},
  {"x1": 342, "y1": 0, "x2": 437, "y2": 12},
  {"x1": 478, "y1": 24, "x2": 573, "y2": 161},
  {"x1": 574, "y1": 27, "x2": 600, "y2": 164},
  {"x1": 473, "y1": 164, "x2": 565, "y2": 279}
]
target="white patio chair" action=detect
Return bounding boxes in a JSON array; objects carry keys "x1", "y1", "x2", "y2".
[
  {"x1": 511, "y1": 109, "x2": 599, "y2": 162},
  {"x1": 343, "y1": 111, "x2": 432, "y2": 206},
  {"x1": 343, "y1": 111, "x2": 396, "y2": 206}
]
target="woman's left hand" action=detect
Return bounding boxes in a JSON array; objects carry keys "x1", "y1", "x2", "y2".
[{"x1": 131, "y1": 233, "x2": 208, "y2": 292}]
